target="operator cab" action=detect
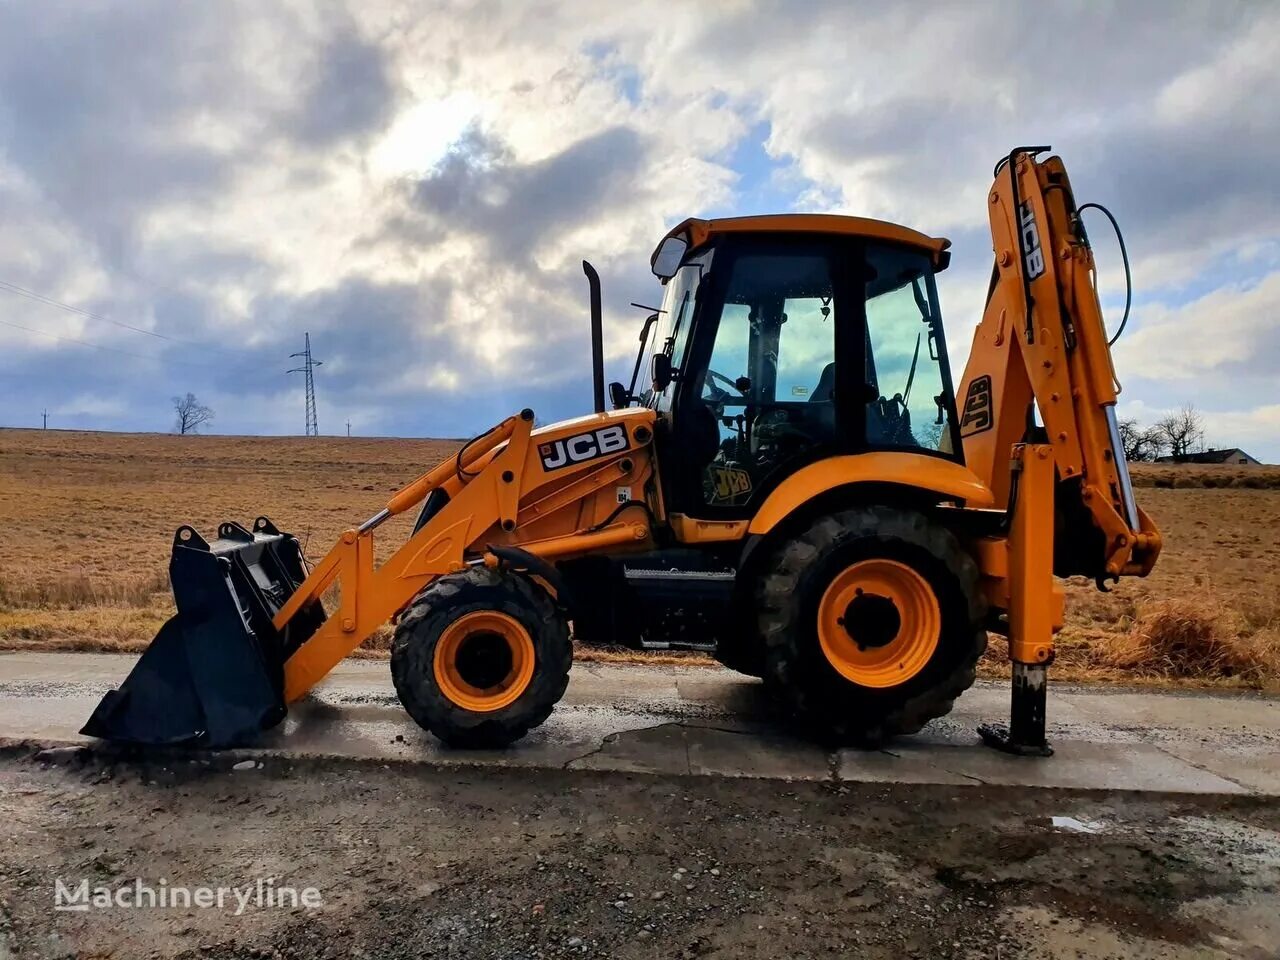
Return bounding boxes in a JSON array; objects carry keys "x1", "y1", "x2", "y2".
[{"x1": 635, "y1": 214, "x2": 962, "y2": 517}]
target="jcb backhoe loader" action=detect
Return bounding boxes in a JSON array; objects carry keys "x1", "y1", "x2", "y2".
[{"x1": 84, "y1": 146, "x2": 1160, "y2": 756}]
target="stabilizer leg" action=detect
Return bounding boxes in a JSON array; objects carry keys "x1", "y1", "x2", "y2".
[{"x1": 979, "y1": 443, "x2": 1060, "y2": 757}]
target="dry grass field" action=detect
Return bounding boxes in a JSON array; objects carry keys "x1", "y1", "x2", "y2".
[{"x1": 1, "y1": 427, "x2": 1277, "y2": 690}]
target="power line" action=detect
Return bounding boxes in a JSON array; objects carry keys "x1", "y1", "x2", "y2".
[
  {"x1": 0, "y1": 316, "x2": 190, "y2": 365},
  {"x1": 0, "y1": 278, "x2": 183, "y2": 343},
  {"x1": 0, "y1": 277, "x2": 251, "y2": 360},
  {"x1": 287, "y1": 332, "x2": 322, "y2": 437}
]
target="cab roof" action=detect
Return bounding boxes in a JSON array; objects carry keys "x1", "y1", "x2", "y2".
[{"x1": 653, "y1": 214, "x2": 951, "y2": 271}]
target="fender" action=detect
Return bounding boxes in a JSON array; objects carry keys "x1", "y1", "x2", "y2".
[{"x1": 747, "y1": 452, "x2": 995, "y2": 535}]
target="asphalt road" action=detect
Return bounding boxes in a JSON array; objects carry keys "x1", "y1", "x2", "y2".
[{"x1": 2, "y1": 651, "x2": 1278, "y2": 794}]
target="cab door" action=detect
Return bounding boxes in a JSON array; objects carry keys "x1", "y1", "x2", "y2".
[{"x1": 669, "y1": 236, "x2": 860, "y2": 517}]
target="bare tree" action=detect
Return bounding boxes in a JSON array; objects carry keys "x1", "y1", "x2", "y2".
[
  {"x1": 1116, "y1": 417, "x2": 1165, "y2": 462},
  {"x1": 173, "y1": 393, "x2": 214, "y2": 435},
  {"x1": 1153, "y1": 404, "x2": 1205, "y2": 461}
]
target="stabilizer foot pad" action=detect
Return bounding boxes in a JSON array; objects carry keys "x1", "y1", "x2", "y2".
[{"x1": 977, "y1": 722, "x2": 1053, "y2": 757}]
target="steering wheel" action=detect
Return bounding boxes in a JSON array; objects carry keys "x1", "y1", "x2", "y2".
[{"x1": 705, "y1": 369, "x2": 746, "y2": 400}]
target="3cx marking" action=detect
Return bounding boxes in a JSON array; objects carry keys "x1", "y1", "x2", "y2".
[{"x1": 539, "y1": 424, "x2": 629, "y2": 471}]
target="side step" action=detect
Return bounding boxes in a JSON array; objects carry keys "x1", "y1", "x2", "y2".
[{"x1": 624, "y1": 566, "x2": 734, "y2": 652}]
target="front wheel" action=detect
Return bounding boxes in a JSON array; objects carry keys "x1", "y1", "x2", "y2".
[
  {"x1": 758, "y1": 506, "x2": 986, "y2": 745},
  {"x1": 390, "y1": 568, "x2": 571, "y2": 748}
]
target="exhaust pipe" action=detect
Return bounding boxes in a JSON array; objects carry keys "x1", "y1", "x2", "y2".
[{"x1": 583, "y1": 260, "x2": 605, "y2": 414}]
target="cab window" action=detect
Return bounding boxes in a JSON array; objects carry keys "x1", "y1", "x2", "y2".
[{"x1": 863, "y1": 245, "x2": 952, "y2": 452}]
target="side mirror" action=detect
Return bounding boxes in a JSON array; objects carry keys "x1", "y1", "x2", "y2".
[
  {"x1": 608, "y1": 381, "x2": 630, "y2": 410},
  {"x1": 651, "y1": 236, "x2": 688, "y2": 279},
  {"x1": 651, "y1": 353, "x2": 673, "y2": 392}
]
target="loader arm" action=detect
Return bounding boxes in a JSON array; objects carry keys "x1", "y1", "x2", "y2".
[
  {"x1": 274, "y1": 408, "x2": 659, "y2": 702},
  {"x1": 955, "y1": 148, "x2": 1162, "y2": 754}
]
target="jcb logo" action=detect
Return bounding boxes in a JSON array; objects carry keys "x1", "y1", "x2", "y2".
[
  {"x1": 959, "y1": 375, "x2": 993, "y2": 436},
  {"x1": 709, "y1": 466, "x2": 752, "y2": 503},
  {"x1": 1019, "y1": 203, "x2": 1045, "y2": 280},
  {"x1": 539, "y1": 424, "x2": 629, "y2": 471}
]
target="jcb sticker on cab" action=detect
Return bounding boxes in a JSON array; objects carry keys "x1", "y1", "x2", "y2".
[
  {"x1": 708, "y1": 466, "x2": 752, "y2": 502},
  {"x1": 539, "y1": 424, "x2": 629, "y2": 471}
]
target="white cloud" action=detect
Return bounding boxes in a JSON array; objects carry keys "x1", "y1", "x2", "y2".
[
  {"x1": 368, "y1": 95, "x2": 480, "y2": 178},
  {"x1": 0, "y1": 0, "x2": 1277, "y2": 449},
  {"x1": 1115, "y1": 273, "x2": 1280, "y2": 380}
]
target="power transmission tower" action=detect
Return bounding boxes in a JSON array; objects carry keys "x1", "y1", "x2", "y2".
[{"x1": 287, "y1": 332, "x2": 322, "y2": 437}]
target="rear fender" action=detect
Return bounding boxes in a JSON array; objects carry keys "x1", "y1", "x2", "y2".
[{"x1": 746, "y1": 452, "x2": 995, "y2": 536}]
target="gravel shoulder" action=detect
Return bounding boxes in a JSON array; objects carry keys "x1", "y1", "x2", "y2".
[{"x1": 1, "y1": 747, "x2": 1277, "y2": 959}]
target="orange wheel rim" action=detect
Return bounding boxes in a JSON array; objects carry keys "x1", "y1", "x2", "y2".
[
  {"x1": 817, "y1": 559, "x2": 940, "y2": 688},
  {"x1": 433, "y1": 611, "x2": 535, "y2": 712}
]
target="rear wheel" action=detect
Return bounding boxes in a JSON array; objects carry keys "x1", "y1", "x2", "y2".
[
  {"x1": 391, "y1": 568, "x2": 571, "y2": 748},
  {"x1": 759, "y1": 506, "x2": 986, "y2": 745}
]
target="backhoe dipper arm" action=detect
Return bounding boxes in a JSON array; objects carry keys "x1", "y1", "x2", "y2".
[
  {"x1": 957, "y1": 148, "x2": 1161, "y2": 583},
  {"x1": 956, "y1": 148, "x2": 1162, "y2": 755}
]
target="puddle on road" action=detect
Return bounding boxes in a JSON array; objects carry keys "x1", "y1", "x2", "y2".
[{"x1": 1050, "y1": 815, "x2": 1107, "y2": 834}]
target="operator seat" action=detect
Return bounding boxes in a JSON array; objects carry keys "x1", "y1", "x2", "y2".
[
  {"x1": 810, "y1": 363, "x2": 836, "y2": 403},
  {"x1": 798, "y1": 362, "x2": 837, "y2": 439}
]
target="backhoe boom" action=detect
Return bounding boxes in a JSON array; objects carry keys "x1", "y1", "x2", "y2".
[{"x1": 958, "y1": 148, "x2": 1161, "y2": 583}]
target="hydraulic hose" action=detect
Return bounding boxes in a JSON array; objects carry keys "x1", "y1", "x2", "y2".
[{"x1": 1076, "y1": 203, "x2": 1132, "y2": 346}]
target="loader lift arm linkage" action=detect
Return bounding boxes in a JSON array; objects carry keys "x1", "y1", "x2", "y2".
[
  {"x1": 958, "y1": 146, "x2": 1161, "y2": 753},
  {"x1": 272, "y1": 408, "x2": 652, "y2": 702}
]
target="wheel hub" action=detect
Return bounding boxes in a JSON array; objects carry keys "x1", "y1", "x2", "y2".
[
  {"x1": 433, "y1": 610, "x2": 535, "y2": 712},
  {"x1": 839, "y1": 591, "x2": 902, "y2": 651},
  {"x1": 816, "y1": 558, "x2": 942, "y2": 688},
  {"x1": 454, "y1": 631, "x2": 514, "y2": 690}
]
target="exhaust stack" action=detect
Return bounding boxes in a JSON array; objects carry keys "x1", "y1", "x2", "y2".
[{"x1": 583, "y1": 260, "x2": 605, "y2": 414}]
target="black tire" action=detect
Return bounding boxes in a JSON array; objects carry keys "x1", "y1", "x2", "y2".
[
  {"x1": 390, "y1": 568, "x2": 571, "y2": 748},
  {"x1": 759, "y1": 506, "x2": 986, "y2": 746}
]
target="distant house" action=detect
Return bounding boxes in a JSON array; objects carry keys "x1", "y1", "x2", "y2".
[{"x1": 1155, "y1": 448, "x2": 1263, "y2": 466}]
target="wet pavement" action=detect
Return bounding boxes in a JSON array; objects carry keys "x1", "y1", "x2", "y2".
[{"x1": 2, "y1": 651, "x2": 1278, "y2": 794}]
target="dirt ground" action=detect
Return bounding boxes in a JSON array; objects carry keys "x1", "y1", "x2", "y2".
[
  {"x1": 0, "y1": 746, "x2": 1277, "y2": 959},
  {"x1": 1, "y1": 428, "x2": 1278, "y2": 688}
]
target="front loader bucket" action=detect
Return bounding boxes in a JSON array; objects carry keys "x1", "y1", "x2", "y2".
[{"x1": 82, "y1": 518, "x2": 324, "y2": 747}]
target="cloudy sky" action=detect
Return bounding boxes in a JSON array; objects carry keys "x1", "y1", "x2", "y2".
[{"x1": 1, "y1": 1, "x2": 1277, "y2": 459}]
